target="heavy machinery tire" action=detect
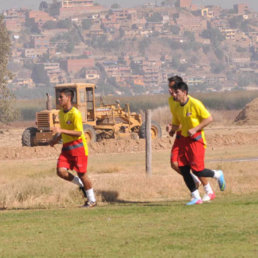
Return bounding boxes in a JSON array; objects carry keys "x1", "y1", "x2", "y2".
[
  {"x1": 83, "y1": 124, "x2": 96, "y2": 142},
  {"x1": 22, "y1": 127, "x2": 38, "y2": 146},
  {"x1": 139, "y1": 121, "x2": 162, "y2": 139}
]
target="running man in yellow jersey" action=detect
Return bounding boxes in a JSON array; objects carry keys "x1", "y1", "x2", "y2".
[
  {"x1": 50, "y1": 88, "x2": 96, "y2": 208},
  {"x1": 171, "y1": 82, "x2": 226, "y2": 205},
  {"x1": 166, "y1": 76, "x2": 201, "y2": 188}
]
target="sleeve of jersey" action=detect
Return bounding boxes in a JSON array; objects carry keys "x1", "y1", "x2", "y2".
[
  {"x1": 172, "y1": 109, "x2": 180, "y2": 126},
  {"x1": 73, "y1": 111, "x2": 84, "y2": 132},
  {"x1": 168, "y1": 98, "x2": 177, "y2": 123},
  {"x1": 196, "y1": 100, "x2": 211, "y2": 119}
]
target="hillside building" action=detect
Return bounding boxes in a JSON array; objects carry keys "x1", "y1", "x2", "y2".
[{"x1": 59, "y1": 0, "x2": 105, "y2": 18}]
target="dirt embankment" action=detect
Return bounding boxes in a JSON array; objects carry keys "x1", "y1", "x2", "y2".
[
  {"x1": 1, "y1": 126, "x2": 258, "y2": 160},
  {"x1": 235, "y1": 98, "x2": 258, "y2": 125}
]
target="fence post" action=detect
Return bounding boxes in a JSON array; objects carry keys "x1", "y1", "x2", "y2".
[{"x1": 145, "y1": 109, "x2": 152, "y2": 176}]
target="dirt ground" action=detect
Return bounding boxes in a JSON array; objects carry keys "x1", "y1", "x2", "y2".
[
  {"x1": 0, "y1": 124, "x2": 258, "y2": 160},
  {"x1": 1, "y1": 122, "x2": 258, "y2": 209}
]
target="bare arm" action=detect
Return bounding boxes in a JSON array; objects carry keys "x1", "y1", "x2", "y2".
[
  {"x1": 52, "y1": 127, "x2": 82, "y2": 137},
  {"x1": 188, "y1": 115, "x2": 213, "y2": 137},
  {"x1": 166, "y1": 124, "x2": 180, "y2": 137},
  {"x1": 49, "y1": 127, "x2": 82, "y2": 146},
  {"x1": 49, "y1": 133, "x2": 62, "y2": 147}
]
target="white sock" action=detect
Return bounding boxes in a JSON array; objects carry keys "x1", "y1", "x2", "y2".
[
  {"x1": 191, "y1": 173, "x2": 201, "y2": 185},
  {"x1": 213, "y1": 170, "x2": 221, "y2": 179},
  {"x1": 71, "y1": 176, "x2": 84, "y2": 187},
  {"x1": 86, "y1": 188, "x2": 96, "y2": 202},
  {"x1": 203, "y1": 183, "x2": 213, "y2": 194},
  {"x1": 191, "y1": 190, "x2": 201, "y2": 200}
]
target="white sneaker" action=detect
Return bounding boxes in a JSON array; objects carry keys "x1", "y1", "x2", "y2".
[{"x1": 202, "y1": 193, "x2": 216, "y2": 202}]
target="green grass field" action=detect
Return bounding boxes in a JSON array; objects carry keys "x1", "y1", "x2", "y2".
[{"x1": 0, "y1": 194, "x2": 257, "y2": 257}]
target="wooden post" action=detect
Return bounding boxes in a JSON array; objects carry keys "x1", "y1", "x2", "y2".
[{"x1": 145, "y1": 110, "x2": 152, "y2": 176}]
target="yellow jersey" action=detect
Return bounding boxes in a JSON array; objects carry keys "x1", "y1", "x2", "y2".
[
  {"x1": 168, "y1": 96, "x2": 179, "y2": 120},
  {"x1": 59, "y1": 107, "x2": 88, "y2": 156},
  {"x1": 172, "y1": 95, "x2": 211, "y2": 145}
]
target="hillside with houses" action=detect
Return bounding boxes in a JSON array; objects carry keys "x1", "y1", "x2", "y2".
[{"x1": 3, "y1": 0, "x2": 258, "y2": 96}]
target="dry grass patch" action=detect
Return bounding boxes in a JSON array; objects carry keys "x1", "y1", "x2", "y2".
[{"x1": 1, "y1": 146, "x2": 258, "y2": 209}]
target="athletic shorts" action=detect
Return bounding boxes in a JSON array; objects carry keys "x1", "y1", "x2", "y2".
[
  {"x1": 177, "y1": 131, "x2": 205, "y2": 171},
  {"x1": 170, "y1": 132, "x2": 181, "y2": 163},
  {"x1": 57, "y1": 153, "x2": 88, "y2": 173}
]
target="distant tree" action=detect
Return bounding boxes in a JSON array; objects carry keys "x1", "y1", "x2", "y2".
[
  {"x1": 31, "y1": 64, "x2": 50, "y2": 84},
  {"x1": 214, "y1": 48, "x2": 224, "y2": 60},
  {"x1": 130, "y1": 61, "x2": 143, "y2": 75},
  {"x1": 190, "y1": 56, "x2": 198, "y2": 64},
  {"x1": 43, "y1": 20, "x2": 57, "y2": 30},
  {"x1": 0, "y1": 16, "x2": 18, "y2": 123},
  {"x1": 117, "y1": 55, "x2": 126, "y2": 65},
  {"x1": 111, "y1": 3, "x2": 121, "y2": 9},
  {"x1": 131, "y1": 24, "x2": 138, "y2": 30},
  {"x1": 200, "y1": 27, "x2": 224, "y2": 47},
  {"x1": 25, "y1": 18, "x2": 40, "y2": 34},
  {"x1": 171, "y1": 54, "x2": 181, "y2": 69},
  {"x1": 161, "y1": 0, "x2": 177, "y2": 7},
  {"x1": 82, "y1": 19, "x2": 92, "y2": 30},
  {"x1": 119, "y1": 27, "x2": 125, "y2": 38},
  {"x1": 183, "y1": 31, "x2": 195, "y2": 41},
  {"x1": 210, "y1": 62, "x2": 225, "y2": 74},
  {"x1": 178, "y1": 63, "x2": 188, "y2": 72},
  {"x1": 170, "y1": 25, "x2": 180, "y2": 35},
  {"x1": 39, "y1": 1, "x2": 48, "y2": 12},
  {"x1": 65, "y1": 41, "x2": 75, "y2": 53},
  {"x1": 240, "y1": 20, "x2": 249, "y2": 33},
  {"x1": 175, "y1": 0, "x2": 180, "y2": 8},
  {"x1": 250, "y1": 46, "x2": 258, "y2": 61},
  {"x1": 57, "y1": 19, "x2": 72, "y2": 29},
  {"x1": 138, "y1": 38, "x2": 151, "y2": 55},
  {"x1": 38, "y1": 53, "x2": 49, "y2": 63},
  {"x1": 48, "y1": 0, "x2": 61, "y2": 17},
  {"x1": 147, "y1": 12, "x2": 163, "y2": 23},
  {"x1": 202, "y1": 45, "x2": 210, "y2": 54},
  {"x1": 170, "y1": 40, "x2": 181, "y2": 50},
  {"x1": 237, "y1": 76, "x2": 249, "y2": 87},
  {"x1": 192, "y1": 10, "x2": 201, "y2": 16},
  {"x1": 229, "y1": 16, "x2": 250, "y2": 32},
  {"x1": 228, "y1": 16, "x2": 242, "y2": 29}
]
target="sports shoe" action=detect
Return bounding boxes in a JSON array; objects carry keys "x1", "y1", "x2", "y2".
[
  {"x1": 79, "y1": 186, "x2": 87, "y2": 198},
  {"x1": 202, "y1": 193, "x2": 216, "y2": 202},
  {"x1": 82, "y1": 201, "x2": 97, "y2": 208},
  {"x1": 217, "y1": 170, "x2": 226, "y2": 191},
  {"x1": 186, "y1": 198, "x2": 203, "y2": 206}
]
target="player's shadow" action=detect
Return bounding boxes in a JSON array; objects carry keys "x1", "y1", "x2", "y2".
[{"x1": 98, "y1": 190, "x2": 174, "y2": 206}]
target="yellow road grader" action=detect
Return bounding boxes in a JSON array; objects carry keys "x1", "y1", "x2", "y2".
[{"x1": 22, "y1": 83, "x2": 162, "y2": 146}]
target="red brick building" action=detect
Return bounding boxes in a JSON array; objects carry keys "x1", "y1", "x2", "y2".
[
  {"x1": 234, "y1": 4, "x2": 249, "y2": 15},
  {"x1": 59, "y1": 0, "x2": 105, "y2": 18},
  {"x1": 28, "y1": 10, "x2": 55, "y2": 27},
  {"x1": 179, "y1": 0, "x2": 192, "y2": 9},
  {"x1": 67, "y1": 58, "x2": 95, "y2": 74},
  {"x1": 4, "y1": 9, "x2": 26, "y2": 32}
]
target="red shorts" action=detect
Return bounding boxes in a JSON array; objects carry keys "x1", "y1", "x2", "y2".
[
  {"x1": 177, "y1": 132, "x2": 205, "y2": 171},
  {"x1": 57, "y1": 153, "x2": 88, "y2": 173},
  {"x1": 170, "y1": 132, "x2": 181, "y2": 163}
]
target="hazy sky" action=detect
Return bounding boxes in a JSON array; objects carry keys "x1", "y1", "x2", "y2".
[{"x1": 0, "y1": 0, "x2": 257, "y2": 11}]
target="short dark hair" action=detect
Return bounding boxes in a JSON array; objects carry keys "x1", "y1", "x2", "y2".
[
  {"x1": 173, "y1": 82, "x2": 188, "y2": 95},
  {"x1": 60, "y1": 88, "x2": 74, "y2": 102},
  {"x1": 168, "y1": 76, "x2": 183, "y2": 84}
]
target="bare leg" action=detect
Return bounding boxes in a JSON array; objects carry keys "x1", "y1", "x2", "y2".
[
  {"x1": 78, "y1": 173, "x2": 92, "y2": 190},
  {"x1": 170, "y1": 160, "x2": 181, "y2": 174},
  {"x1": 199, "y1": 177, "x2": 208, "y2": 186},
  {"x1": 57, "y1": 167, "x2": 75, "y2": 181}
]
